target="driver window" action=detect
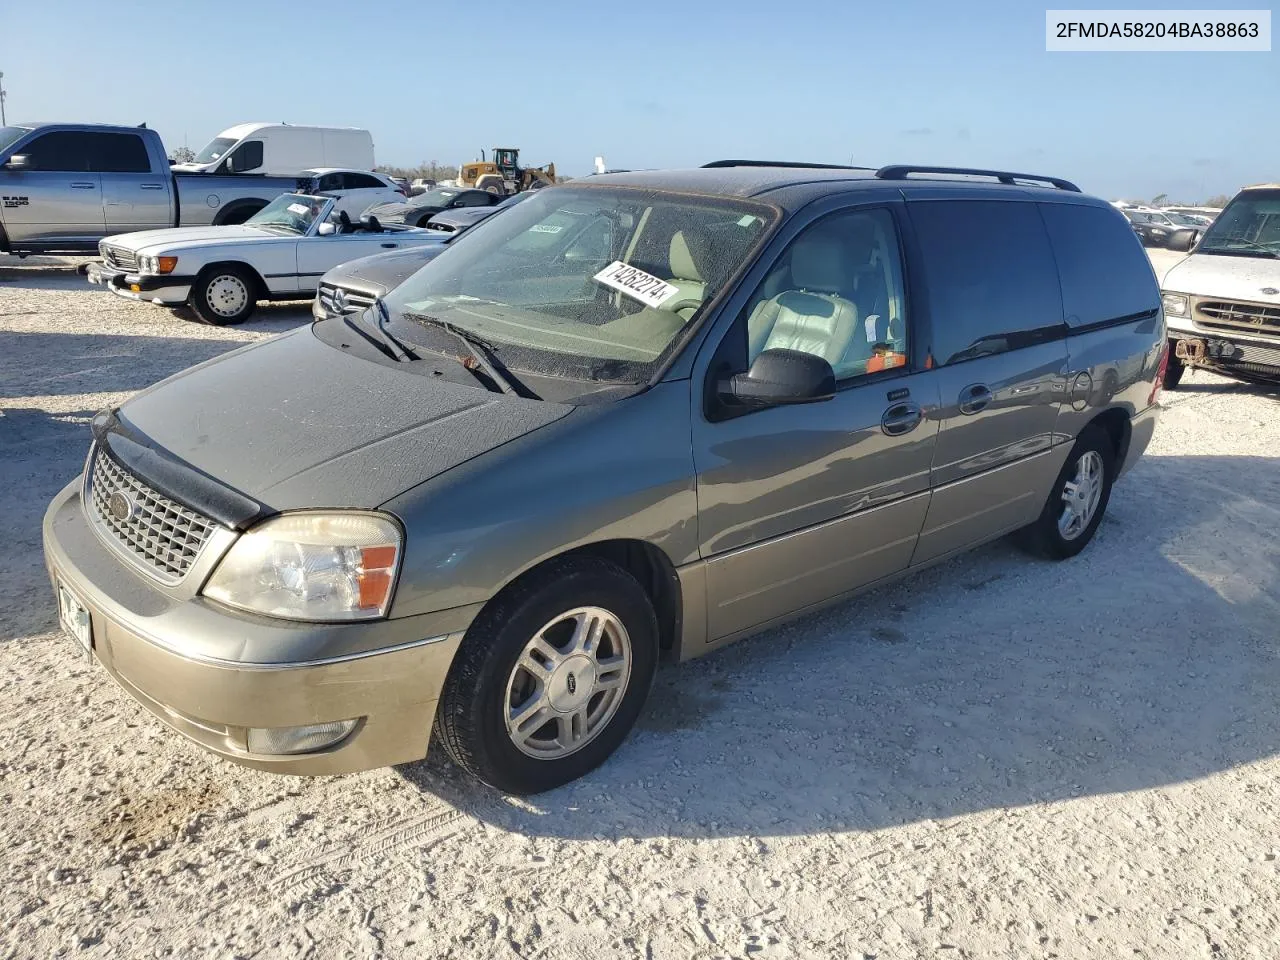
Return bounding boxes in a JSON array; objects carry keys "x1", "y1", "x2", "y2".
[
  {"x1": 226, "y1": 141, "x2": 263, "y2": 173},
  {"x1": 743, "y1": 208, "x2": 907, "y2": 381}
]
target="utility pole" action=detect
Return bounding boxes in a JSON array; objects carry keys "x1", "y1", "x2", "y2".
[{"x1": 0, "y1": 72, "x2": 7, "y2": 126}]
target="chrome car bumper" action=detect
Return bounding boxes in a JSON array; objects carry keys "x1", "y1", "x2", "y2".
[
  {"x1": 42, "y1": 479, "x2": 466, "y2": 775},
  {"x1": 86, "y1": 262, "x2": 193, "y2": 307}
]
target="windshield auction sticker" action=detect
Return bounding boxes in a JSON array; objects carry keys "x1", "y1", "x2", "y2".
[
  {"x1": 593, "y1": 261, "x2": 680, "y2": 308},
  {"x1": 1046, "y1": 9, "x2": 1270, "y2": 50}
]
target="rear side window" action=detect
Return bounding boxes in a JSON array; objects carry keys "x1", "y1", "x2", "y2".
[
  {"x1": 90, "y1": 133, "x2": 150, "y2": 173},
  {"x1": 346, "y1": 173, "x2": 385, "y2": 189},
  {"x1": 908, "y1": 200, "x2": 1064, "y2": 366},
  {"x1": 1039, "y1": 202, "x2": 1158, "y2": 328},
  {"x1": 20, "y1": 131, "x2": 96, "y2": 171}
]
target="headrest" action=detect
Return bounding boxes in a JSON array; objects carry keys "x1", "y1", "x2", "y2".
[
  {"x1": 669, "y1": 231, "x2": 707, "y2": 282},
  {"x1": 790, "y1": 231, "x2": 846, "y2": 293}
]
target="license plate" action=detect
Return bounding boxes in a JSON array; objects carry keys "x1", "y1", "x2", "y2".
[{"x1": 57, "y1": 582, "x2": 93, "y2": 661}]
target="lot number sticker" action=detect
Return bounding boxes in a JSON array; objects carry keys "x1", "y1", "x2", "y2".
[{"x1": 593, "y1": 261, "x2": 679, "y2": 308}]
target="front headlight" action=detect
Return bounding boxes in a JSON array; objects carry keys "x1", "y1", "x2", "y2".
[
  {"x1": 138, "y1": 255, "x2": 178, "y2": 275},
  {"x1": 203, "y1": 513, "x2": 403, "y2": 621},
  {"x1": 1161, "y1": 292, "x2": 1189, "y2": 317}
]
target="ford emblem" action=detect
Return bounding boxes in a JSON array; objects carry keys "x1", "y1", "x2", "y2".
[
  {"x1": 108, "y1": 491, "x2": 136, "y2": 523},
  {"x1": 1261, "y1": 287, "x2": 1279, "y2": 296}
]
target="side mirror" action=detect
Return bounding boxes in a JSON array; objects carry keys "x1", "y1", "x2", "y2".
[
  {"x1": 317, "y1": 221, "x2": 337, "y2": 236},
  {"x1": 718, "y1": 348, "x2": 836, "y2": 408},
  {"x1": 5, "y1": 154, "x2": 30, "y2": 170}
]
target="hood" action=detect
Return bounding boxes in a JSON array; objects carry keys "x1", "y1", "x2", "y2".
[
  {"x1": 1161, "y1": 252, "x2": 1280, "y2": 304},
  {"x1": 367, "y1": 200, "x2": 446, "y2": 222},
  {"x1": 102, "y1": 225, "x2": 272, "y2": 253},
  {"x1": 429, "y1": 207, "x2": 496, "y2": 229},
  {"x1": 117, "y1": 327, "x2": 571, "y2": 510},
  {"x1": 326, "y1": 245, "x2": 448, "y2": 294}
]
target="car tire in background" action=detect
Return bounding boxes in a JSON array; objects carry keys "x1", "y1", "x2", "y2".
[
  {"x1": 435, "y1": 556, "x2": 659, "y2": 795},
  {"x1": 1015, "y1": 425, "x2": 1116, "y2": 561},
  {"x1": 189, "y1": 264, "x2": 260, "y2": 326},
  {"x1": 1163, "y1": 350, "x2": 1187, "y2": 390}
]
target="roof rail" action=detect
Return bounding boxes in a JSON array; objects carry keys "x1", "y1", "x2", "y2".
[
  {"x1": 702, "y1": 159, "x2": 873, "y2": 171},
  {"x1": 874, "y1": 165, "x2": 1081, "y2": 192}
]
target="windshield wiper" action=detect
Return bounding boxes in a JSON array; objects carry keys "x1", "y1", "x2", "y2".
[
  {"x1": 403, "y1": 311, "x2": 537, "y2": 398},
  {"x1": 341, "y1": 299, "x2": 420, "y2": 363},
  {"x1": 1200, "y1": 242, "x2": 1280, "y2": 259}
]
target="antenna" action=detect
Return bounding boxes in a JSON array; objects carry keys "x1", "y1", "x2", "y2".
[{"x1": 0, "y1": 72, "x2": 7, "y2": 127}]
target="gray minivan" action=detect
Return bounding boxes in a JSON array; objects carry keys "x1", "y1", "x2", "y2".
[{"x1": 43, "y1": 163, "x2": 1167, "y2": 794}]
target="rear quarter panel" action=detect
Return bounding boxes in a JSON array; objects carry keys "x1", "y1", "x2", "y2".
[{"x1": 173, "y1": 175, "x2": 299, "y2": 227}]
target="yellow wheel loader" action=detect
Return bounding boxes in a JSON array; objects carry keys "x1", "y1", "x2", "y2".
[{"x1": 459, "y1": 148, "x2": 556, "y2": 197}]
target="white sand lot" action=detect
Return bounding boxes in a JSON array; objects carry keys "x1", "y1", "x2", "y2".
[{"x1": 2, "y1": 251, "x2": 1278, "y2": 958}]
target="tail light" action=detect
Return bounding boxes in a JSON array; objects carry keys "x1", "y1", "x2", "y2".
[{"x1": 1150, "y1": 340, "x2": 1170, "y2": 406}]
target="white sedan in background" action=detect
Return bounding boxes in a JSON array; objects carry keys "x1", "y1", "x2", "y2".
[
  {"x1": 86, "y1": 193, "x2": 447, "y2": 325},
  {"x1": 302, "y1": 168, "x2": 407, "y2": 218}
]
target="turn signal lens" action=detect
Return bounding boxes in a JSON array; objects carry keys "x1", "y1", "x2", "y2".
[{"x1": 156, "y1": 256, "x2": 179, "y2": 275}]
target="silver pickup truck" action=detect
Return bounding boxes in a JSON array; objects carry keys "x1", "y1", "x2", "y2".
[{"x1": 0, "y1": 122, "x2": 301, "y2": 256}]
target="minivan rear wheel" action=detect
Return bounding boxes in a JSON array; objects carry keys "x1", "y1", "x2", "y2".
[
  {"x1": 436, "y1": 557, "x2": 658, "y2": 794},
  {"x1": 1016, "y1": 425, "x2": 1115, "y2": 560}
]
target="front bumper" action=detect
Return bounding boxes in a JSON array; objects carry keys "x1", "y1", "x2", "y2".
[
  {"x1": 42, "y1": 479, "x2": 466, "y2": 775},
  {"x1": 86, "y1": 262, "x2": 194, "y2": 307},
  {"x1": 1167, "y1": 314, "x2": 1280, "y2": 377}
]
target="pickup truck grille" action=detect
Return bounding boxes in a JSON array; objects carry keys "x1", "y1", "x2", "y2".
[
  {"x1": 317, "y1": 282, "x2": 376, "y2": 317},
  {"x1": 87, "y1": 448, "x2": 218, "y2": 583},
  {"x1": 1195, "y1": 299, "x2": 1280, "y2": 335},
  {"x1": 101, "y1": 244, "x2": 139, "y2": 271}
]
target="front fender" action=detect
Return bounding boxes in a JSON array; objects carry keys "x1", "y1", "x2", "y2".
[{"x1": 382, "y1": 380, "x2": 698, "y2": 619}]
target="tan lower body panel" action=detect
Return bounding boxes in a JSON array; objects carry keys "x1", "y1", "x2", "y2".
[
  {"x1": 702, "y1": 492, "x2": 930, "y2": 641},
  {"x1": 912, "y1": 446, "x2": 1070, "y2": 566}
]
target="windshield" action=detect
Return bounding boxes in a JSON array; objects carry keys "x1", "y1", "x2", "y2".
[
  {"x1": 382, "y1": 186, "x2": 776, "y2": 383},
  {"x1": 1196, "y1": 190, "x2": 1280, "y2": 256},
  {"x1": 246, "y1": 193, "x2": 327, "y2": 235},
  {"x1": 0, "y1": 125, "x2": 32, "y2": 156},
  {"x1": 193, "y1": 136, "x2": 237, "y2": 164}
]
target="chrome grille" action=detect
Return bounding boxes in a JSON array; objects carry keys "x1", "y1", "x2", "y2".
[
  {"x1": 317, "y1": 283, "x2": 376, "y2": 317},
  {"x1": 1195, "y1": 299, "x2": 1280, "y2": 334},
  {"x1": 101, "y1": 244, "x2": 139, "y2": 271},
  {"x1": 88, "y1": 448, "x2": 217, "y2": 582}
]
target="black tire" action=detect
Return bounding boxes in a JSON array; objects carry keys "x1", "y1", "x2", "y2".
[
  {"x1": 1016, "y1": 425, "x2": 1116, "y2": 561},
  {"x1": 436, "y1": 557, "x2": 659, "y2": 795},
  {"x1": 1163, "y1": 350, "x2": 1186, "y2": 390},
  {"x1": 189, "y1": 265, "x2": 259, "y2": 326},
  {"x1": 414, "y1": 214, "x2": 433, "y2": 228}
]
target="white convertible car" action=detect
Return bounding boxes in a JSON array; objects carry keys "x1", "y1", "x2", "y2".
[{"x1": 86, "y1": 193, "x2": 448, "y2": 325}]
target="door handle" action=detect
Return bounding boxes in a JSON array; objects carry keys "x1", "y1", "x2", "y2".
[
  {"x1": 881, "y1": 402, "x2": 923, "y2": 437},
  {"x1": 957, "y1": 383, "x2": 992, "y2": 415},
  {"x1": 139, "y1": 183, "x2": 164, "y2": 190},
  {"x1": 70, "y1": 182, "x2": 96, "y2": 189},
  {"x1": 380, "y1": 242, "x2": 397, "y2": 248}
]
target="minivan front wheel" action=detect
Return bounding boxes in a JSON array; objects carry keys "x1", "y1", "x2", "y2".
[
  {"x1": 1017, "y1": 425, "x2": 1115, "y2": 560},
  {"x1": 436, "y1": 557, "x2": 658, "y2": 794}
]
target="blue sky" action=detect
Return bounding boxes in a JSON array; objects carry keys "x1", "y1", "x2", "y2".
[{"x1": 2, "y1": 0, "x2": 1275, "y2": 201}]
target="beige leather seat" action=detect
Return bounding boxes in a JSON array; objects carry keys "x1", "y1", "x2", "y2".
[
  {"x1": 666, "y1": 231, "x2": 709, "y2": 320},
  {"x1": 748, "y1": 232, "x2": 860, "y2": 369}
]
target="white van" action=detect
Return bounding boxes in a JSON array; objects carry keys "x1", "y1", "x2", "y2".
[
  {"x1": 1159, "y1": 182, "x2": 1280, "y2": 387},
  {"x1": 174, "y1": 123, "x2": 375, "y2": 177}
]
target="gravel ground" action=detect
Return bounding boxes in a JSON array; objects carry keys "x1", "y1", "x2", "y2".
[{"x1": 2, "y1": 250, "x2": 1278, "y2": 960}]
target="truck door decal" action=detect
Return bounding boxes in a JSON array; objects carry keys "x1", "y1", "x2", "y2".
[{"x1": 2, "y1": 196, "x2": 30, "y2": 208}]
